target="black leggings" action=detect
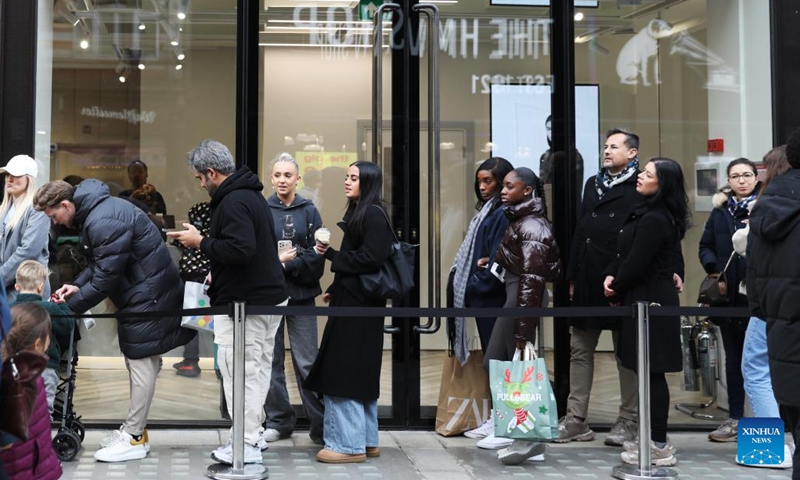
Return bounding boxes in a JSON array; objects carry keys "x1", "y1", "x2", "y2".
[{"x1": 650, "y1": 372, "x2": 669, "y2": 443}]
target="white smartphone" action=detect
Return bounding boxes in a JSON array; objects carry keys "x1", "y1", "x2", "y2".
[{"x1": 277, "y1": 240, "x2": 293, "y2": 254}]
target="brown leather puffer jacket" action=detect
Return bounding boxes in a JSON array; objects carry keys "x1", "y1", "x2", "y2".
[{"x1": 495, "y1": 196, "x2": 562, "y2": 310}]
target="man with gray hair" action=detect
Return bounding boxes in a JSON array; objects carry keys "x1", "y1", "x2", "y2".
[{"x1": 168, "y1": 140, "x2": 288, "y2": 466}]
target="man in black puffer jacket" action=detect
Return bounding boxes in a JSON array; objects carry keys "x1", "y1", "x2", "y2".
[
  {"x1": 34, "y1": 179, "x2": 195, "y2": 463},
  {"x1": 747, "y1": 128, "x2": 800, "y2": 477}
]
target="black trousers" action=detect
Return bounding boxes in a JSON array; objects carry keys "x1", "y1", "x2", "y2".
[
  {"x1": 650, "y1": 372, "x2": 669, "y2": 443},
  {"x1": 779, "y1": 404, "x2": 800, "y2": 480}
]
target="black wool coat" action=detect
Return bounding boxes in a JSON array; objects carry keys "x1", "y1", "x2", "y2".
[
  {"x1": 747, "y1": 168, "x2": 800, "y2": 407},
  {"x1": 606, "y1": 202, "x2": 684, "y2": 373},
  {"x1": 567, "y1": 173, "x2": 641, "y2": 330},
  {"x1": 304, "y1": 205, "x2": 394, "y2": 401}
]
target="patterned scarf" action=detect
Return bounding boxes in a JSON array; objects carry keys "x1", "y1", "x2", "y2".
[
  {"x1": 727, "y1": 191, "x2": 757, "y2": 219},
  {"x1": 595, "y1": 158, "x2": 640, "y2": 198},
  {"x1": 449, "y1": 198, "x2": 497, "y2": 364}
]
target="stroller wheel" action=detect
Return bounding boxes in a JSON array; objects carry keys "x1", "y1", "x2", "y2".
[
  {"x1": 69, "y1": 420, "x2": 86, "y2": 441},
  {"x1": 53, "y1": 430, "x2": 82, "y2": 462}
]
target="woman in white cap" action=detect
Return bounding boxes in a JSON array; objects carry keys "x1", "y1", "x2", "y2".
[{"x1": 0, "y1": 155, "x2": 51, "y2": 302}]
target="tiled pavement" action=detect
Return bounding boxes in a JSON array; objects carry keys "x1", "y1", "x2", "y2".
[{"x1": 61, "y1": 430, "x2": 793, "y2": 479}]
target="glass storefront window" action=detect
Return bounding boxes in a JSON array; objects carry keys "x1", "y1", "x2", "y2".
[
  {"x1": 39, "y1": 0, "x2": 238, "y2": 422},
  {"x1": 575, "y1": 0, "x2": 772, "y2": 425}
]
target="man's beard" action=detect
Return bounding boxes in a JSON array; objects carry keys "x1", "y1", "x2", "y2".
[{"x1": 205, "y1": 183, "x2": 217, "y2": 198}]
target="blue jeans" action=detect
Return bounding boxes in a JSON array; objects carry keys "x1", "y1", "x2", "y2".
[
  {"x1": 323, "y1": 395, "x2": 378, "y2": 454},
  {"x1": 265, "y1": 299, "x2": 324, "y2": 440},
  {"x1": 742, "y1": 316, "x2": 780, "y2": 418}
]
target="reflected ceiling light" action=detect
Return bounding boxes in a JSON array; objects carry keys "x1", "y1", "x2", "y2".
[
  {"x1": 574, "y1": 12, "x2": 584, "y2": 21},
  {"x1": 171, "y1": 40, "x2": 179, "y2": 46},
  {"x1": 177, "y1": 12, "x2": 186, "y2": 20},
  {"x1": 175, "y1": 63, "x2": 183, "y2": 70},
  {"x1": 138, "y1": 63, "x2": 145, "y2": 70},
  {"x1": 177, "y1": 0, "x2": 189, "y2": 20},
  {"x1": 118, "y1": 72, "x2": 128, "y2": 83},
  {"x1": 139, "y1": 23, "x2": 146, "y2": 31},
  {"x1": 79, "y1": 38, "x2": 89, "y2": 49},
  {"x1": 177, "y1": 52, "x2": 185, "y2": 61}
]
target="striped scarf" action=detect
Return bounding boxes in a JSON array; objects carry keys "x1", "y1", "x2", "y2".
[
  {"x1": 449, "y1": 199, "x2": 497, "y2": 364},
  {"x1": 595, "y1": 158, "x2": 640, "y2": 198}
]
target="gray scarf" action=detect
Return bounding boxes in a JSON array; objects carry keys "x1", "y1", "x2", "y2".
[{"x1": 450, "y1": 199, "x2": 496, "y2": 364}]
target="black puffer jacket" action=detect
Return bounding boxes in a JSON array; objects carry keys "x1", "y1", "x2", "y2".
[
  {"x1": 495, "y1": 196, "x2": 562, "y2": 310},
  {"x1": 747, "y1": 168, "x2": 800, "y2": 406},
  {"x1": 69, "y1": 179, "x2": 194, "y2": 359}
]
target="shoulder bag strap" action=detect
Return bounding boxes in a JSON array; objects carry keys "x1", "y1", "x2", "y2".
[
  {"x1": 370, "y1": 205, "x2": 399, "y2": 243},
  {"x1": 721, "y1": 250, "x2": 737, "y2": 274}
]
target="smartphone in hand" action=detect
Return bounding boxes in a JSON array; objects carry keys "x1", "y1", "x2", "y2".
[{"x1": 277, "y1": 240, "x2": 293, "y2": 254}]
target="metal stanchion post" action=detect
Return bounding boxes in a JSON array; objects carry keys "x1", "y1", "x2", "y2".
[
  {"x1": 208, "y1": 302, "x2": 269, "y2": 480},
  {"x1": 612, "y1": 302, "x2": 678, "y2": 480}
]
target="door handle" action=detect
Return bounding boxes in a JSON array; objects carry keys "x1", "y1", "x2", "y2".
[
  {"x1": 384, "y1": 325, "x2": 400, "y2": 334},
  {"x1": 413, "y1": 3, "x2": 441, "y2": 335},
  {"x1": 372, "y1": 3, "x2": 401, "y2": 165}
]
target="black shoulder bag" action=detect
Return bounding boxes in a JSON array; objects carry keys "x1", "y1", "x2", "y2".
[{"x1": 359, "y1": 207, "x2": 417, "y2": 301}]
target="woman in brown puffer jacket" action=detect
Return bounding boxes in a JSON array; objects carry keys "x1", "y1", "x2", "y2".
[
  {"x1": 482, "y1": 167, "x2": 562, "y2": 464},
  {"x1": 483, "y1": 167, "x2": 562, "y2": 371}
]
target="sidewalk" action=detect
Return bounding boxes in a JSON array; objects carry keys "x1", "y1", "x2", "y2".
[{"x1": 62, "y1": 430, "x2": 792, "y2": 479}]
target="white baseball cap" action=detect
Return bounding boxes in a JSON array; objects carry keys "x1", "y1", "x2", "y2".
[{"x1": 0, "y1": 155, "x2": 39, "y2": 177}]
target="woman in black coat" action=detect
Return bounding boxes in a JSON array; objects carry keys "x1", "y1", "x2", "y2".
[
  {"x1": 306, "y1": 161, "x2": 394, "y2": 464},
  {"x1": 698, "y1": 157, "x2": 759, "y2": 441},
  {"x1": 603, "y1": 158, "x2": 690, "y2": 467}
]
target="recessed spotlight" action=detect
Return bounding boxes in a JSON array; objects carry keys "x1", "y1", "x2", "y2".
[
  {"x1": 175, "y1": 64, "x2": 183, "y2": 70},
  {"x1": 139, "y1": 23, "x2": 146, "y2": 31},
  {"x1": 177, "y1": 53, "x2": 185, "y2": 61},
  {"x1": 177, "y1": 12, "x2": 186, "y2": 20},
  {"x1": 79, "y1": 39, "x2": 89, "y2": 49},
  {"x1": 171, "y1": 40, "x2": 179, "y2": 46},
  {"x1": 574, "y1": 12, "x2": 584, "y2": 21},
  {"x1": 138, "y1": 63, "x2": 145, "y2": 70},
  {"x1": 119, "y1": 75, "x2": 126, "y2": 83}
]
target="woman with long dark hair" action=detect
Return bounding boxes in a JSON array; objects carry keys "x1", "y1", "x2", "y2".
[
  {"x1": 306, "y1": 161, "x2": 394, "y2": 464},
  {"x1": 698, "y1": 157, "x2": 760, "y2": 442},
  {"x1": 603, "y1": 157, "x2": 690, "y2": 467},
  {"x1": 452, "y1": 157, "x2": 514, "y2": 440}
]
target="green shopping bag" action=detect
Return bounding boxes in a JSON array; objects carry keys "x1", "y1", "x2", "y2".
[{"x1": 489, "y1": 341, "x2": 558, "y2": 441}]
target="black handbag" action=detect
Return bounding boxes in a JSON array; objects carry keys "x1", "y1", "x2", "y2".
[
  {"x1": 359, "y1": 208, "x2": 417, "y2": 301},
  {"x1": 697, "y1": 251, "x2": 736, "y2": 306}
]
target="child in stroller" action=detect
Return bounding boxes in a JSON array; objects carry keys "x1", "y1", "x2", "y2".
[{"x1": 11, "y1": 260, "x2": 84, "y2": 461}]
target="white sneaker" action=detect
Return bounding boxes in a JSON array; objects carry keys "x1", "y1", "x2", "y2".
[
  {"x1": 211, "y1": 439, "x2": 263, "y2": 465},
  {"x1": 464, "y1": 418, "x2": 494, "y2": 439},
  {"x1": 261, "y1": 428, "x2": 287, "y2": 443},
  {"x1": 94, "y1": 430, "x2": 148, "y2": 462},
  {"x1": 477, "y1": 433, "x2": 513, "y2": 450},
  {"x1": 497, "y1": 441, "x2": 546, "y2": 465},
  {"x1": 99, "y1": 426, "x2": 150, "y2": 453}
]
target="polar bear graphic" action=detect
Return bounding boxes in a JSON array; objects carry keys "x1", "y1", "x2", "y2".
[{"x1": 616, "y1": 18, "x2": 673, "y2": 86}]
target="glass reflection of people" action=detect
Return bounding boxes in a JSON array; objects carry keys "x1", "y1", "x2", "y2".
[
  {"x1": 297, "y1": 167, "x2": 321, "y2": 205},
  {"x1": 603, "y1": 158, "x2": 690, "y2": 467},
  {"x1": 119, "y1": 160, "x2": 167, "y2": 215},
  {"x1": 538, "y1": 115, "x2": 584, "y2": 195}
]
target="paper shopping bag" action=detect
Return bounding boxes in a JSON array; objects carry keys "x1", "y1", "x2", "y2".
[
  {"x1": 489, "y1": 342, "x2": 558, "y2": 441},
  {"x1": 181, "y1": 280, "x2": 214, "y2": 332},
  {"x1": 434, "y1": 349, "x2": 491, "y2": 437}
]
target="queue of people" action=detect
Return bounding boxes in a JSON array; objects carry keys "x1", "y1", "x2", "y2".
[{"x1": 2, "y1": 128, "x2": 800, "y2": 478}]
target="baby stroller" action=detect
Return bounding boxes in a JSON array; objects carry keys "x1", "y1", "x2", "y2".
[{"x1": 51, "y1": 321, "x2": 85, "y2": 461}]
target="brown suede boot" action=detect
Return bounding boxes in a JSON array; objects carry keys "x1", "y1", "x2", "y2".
[{"x1": 316, "y1": 449, "x2": 367, "y2": 464}]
